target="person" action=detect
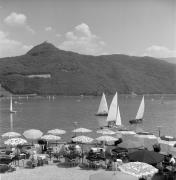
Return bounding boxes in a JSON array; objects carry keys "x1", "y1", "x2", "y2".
[
  {"x1": 169, "y1": 154, "x2": 176, "y2": 165},
  {"x1": 99, "y1": 148, "x2": 105, "y2": 160},
  {"x1": 29, "y1": 151, "x2": 38, "y2": 167}
]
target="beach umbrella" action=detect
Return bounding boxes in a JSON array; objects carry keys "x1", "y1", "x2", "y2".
[
  {"x1": 119, "y1": 139, "x2": 144, "y2": 149},
  {"x1": 23, "y1": 129, "x2": 43, "y2": 140},
  {"x1": 96, "y1": 135, "x2": 118, "y2": 142},
  {"x1": 119, "y1": 162, "x2": 158, "y2": 178},
  {"x1": 72, "y1": 135, "x2": 94, "y2": 144},
  {"x1": 134, "y1": 132, "x2": 158, "y2": 150},
  {"x1": 47, "y1": 129, "x2": 66, "y2": 135},
  {"x1": 72, "y1": 135, "x2": 94, "y2": 163},
  {"x1": 97, "y1": 129, "x2": 115, "y2": 135},
  {"x1": 160, "y1": 135, "x2": 176, "y2": 141},
  {"x1": 72, "y1": 127, "x2": 92, "y2": 133},
  {"x1": 116, "y1": 130, "x2": 136, "y2": 135},
  {"x1": 134, "y1": 132, "x2": 157, "y2": 139},
  {"x1": 158, "y1": 135, "x2": 176, "y2": 153},
  {"x1": 2, "y1": 131, "x2": 21, "y2": 138},
  {"x1": 89, "y1": 171, "x2": 138, "y2": 180},
  {"x1": 128, "y1": 149, "x2": 164, "y2": 165},
  {"x1": 41, "y1": 134, "x2": 61, "y2": 141},
  {"x1": 4, "y1": 138, "x2": 27, "y2": 146}
]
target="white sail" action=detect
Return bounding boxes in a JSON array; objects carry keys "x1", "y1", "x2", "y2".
[
  {"x1": 116, "y1": 105, "x2": 122, "y2": 126},
  {"x1": 97, "y1": 93, "x2": 108, "y2": 115},
  {"x1": 107, "y1": 92, "x2": 118, "y2": 122},
  {"x1": 135, "y1": 96, "x2": 145, "y2": 119}
]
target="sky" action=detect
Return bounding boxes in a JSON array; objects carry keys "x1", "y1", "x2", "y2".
[{"x1": 0, "y1": 0, "x2": 175, "y2": 58}]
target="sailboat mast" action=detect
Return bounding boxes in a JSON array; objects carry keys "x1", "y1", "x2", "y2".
[{"x1": 10, "y1": 96, "x2": 13, "y2": 112}]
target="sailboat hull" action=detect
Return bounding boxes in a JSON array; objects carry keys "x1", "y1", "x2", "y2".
[
  {"x1": 129, "y1": 119, "x2": 143, "y2": 124},
  {"x1": 10, "y1": 110, "x2": 16, "y2": 113},
  {"x1": 95, "y1": 113, "x2": 108, "y2": 116}
]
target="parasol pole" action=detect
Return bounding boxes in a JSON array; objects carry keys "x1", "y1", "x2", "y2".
[
  {"x1": 73, "y1": 121, "x2": 78, "y2": 137},
  {"x1": 157, "y1": 126, "x2": 162, "y2": 137},
  {"x1": 81, "y1": 143, "x2": 84, "y2": 163}
]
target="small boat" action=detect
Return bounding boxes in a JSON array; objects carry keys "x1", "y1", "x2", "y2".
[
  {"x1": 129, "y1": 96, "x2": 144, "y2": 124},
  {"x1": 10, "y1": 96, "x2": 16, "y2": 113},
  {"x1": 106, "y1": 92, "x2": 118, "y2": 127},
  {"x1": 131, "y1": 91, "x2": 137, "y2": 97},
  {"x1": 96, "y1": 93, "x2": 108, "y2": 116}
]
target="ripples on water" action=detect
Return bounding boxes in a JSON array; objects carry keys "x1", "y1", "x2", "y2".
[{"x1": 0, "y1": 95, "x2": 176, "y2": 141}]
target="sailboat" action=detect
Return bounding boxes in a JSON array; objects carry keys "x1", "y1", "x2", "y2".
[
  {"x1": 10, "y1": 96, "x2": 16, "y2": 113},
  {"x1": 106, "y1": 92, "x2": 118, "y2": 127},
  {"x1": 129, "y1": 96, "x2": 144, "y2": 124},
  {"x1": 96, "y1": 93, "x2": 108, "y2": 116}
]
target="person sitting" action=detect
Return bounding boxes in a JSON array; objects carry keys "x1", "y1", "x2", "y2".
[
  {"x1": 169, "y1": 154, "x2": 176, "y2": 166},
  {"x1": 99, "y1": 149, "x2": 105, "y2": 160},
  {"x1": 29, "y1": 151, "x2": 38, "y2": 167}
]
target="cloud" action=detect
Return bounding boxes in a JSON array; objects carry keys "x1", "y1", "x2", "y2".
[
  {"x1": 4, "y1": 12, "x2": 35, "y2": 34},
  {"x1": 45, "y1": 26, "x2": 53, "y2": 31},
  {"x1": 144, "y1": 45, "x2": 176, "y2": 58},
  {"x1": 59, "y1": 23, "x2": 106, "y2": 55},
  {"x1": 0, "y1": 30, "x2": 33, "y2": 58},
  {"x1": 56, "y1": 33, "x2": 61, "y2": 38}
]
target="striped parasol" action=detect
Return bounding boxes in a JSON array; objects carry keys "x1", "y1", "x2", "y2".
[
  {"x1": 72, "y1": 135, "x2": 94, "y2": 163},
  {"x1": 47, "y1": 129, "x2": 66, "y2": 135},
  {"x1": 119, "y1": 162, "x2": 158, "y2": 178},
  {"x1": 2, "y1": 132, "x2": 21, "y2": 138},
  {"x1": 72, "y1": 127, "x2": 92, "y2": 133},
  {"x1": 96, "y1": 135, "x2": 118, "y2": 142},
  {"x1": 4, "y1": 138, "x2": 27, "y2": 146},
  {"x1": 41, "y1": 134, "x2": 61, "y2": 141},
  {"x1": 72, "y1": 135, "x2": 94, "y2": 144},
  {"x1": 97, "y1": 129, "x2": 115, "y2": 135}
]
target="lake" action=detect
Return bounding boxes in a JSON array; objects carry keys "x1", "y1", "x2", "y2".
[{"x1": 0, "y1": 95, "x2": 176, "y2": 142}]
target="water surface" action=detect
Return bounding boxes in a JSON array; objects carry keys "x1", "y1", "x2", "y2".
[{"x1": 0, "y1": 95, "x2": 176, "y2": 142}]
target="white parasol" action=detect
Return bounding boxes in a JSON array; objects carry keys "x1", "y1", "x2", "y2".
[
  {"x1": 72, "y1": 127, "x2": 92, "y2": 133},
  {"x1": 96, "y1": 135, "x2": 118, "y2": 142},
  {"x1": 117, "y1": 130, "x2": 136, "y2": 135},
  {"x1": 97, "y1": 129, "x2": 116, "y2": 135},
  {"x1": 47, "y1": 129, "x2": 66, "y2": 135},
  {"x1": 2, "y1": 132, "x2": 21, "y2": 138},
  {"x1": 23, "y1": 129, "x2": 43, "y2": 140},
  {"x1": 41, "y1": 134, "x2": 61, "y2": 141}
]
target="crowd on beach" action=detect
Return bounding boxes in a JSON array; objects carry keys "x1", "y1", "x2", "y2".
[{"x1": 1, "y1": 127, "x2": 176, "y2": 180}]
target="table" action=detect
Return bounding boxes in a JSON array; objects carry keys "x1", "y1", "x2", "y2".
[{"x1": 37, "y1": 154, "x2": 48, "y2": 160}]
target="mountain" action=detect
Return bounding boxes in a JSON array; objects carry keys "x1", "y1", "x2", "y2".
[
  {"x1": 0, "y1": 41, "x2": 176, "y2": 95},
  {"x1": 161, "y1": 57, "x2": 176, "y2": 64}
]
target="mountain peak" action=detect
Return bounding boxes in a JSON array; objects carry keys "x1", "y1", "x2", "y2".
[{"x1": 27, "y1": 41, "x2": 59, "y2": 56}]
